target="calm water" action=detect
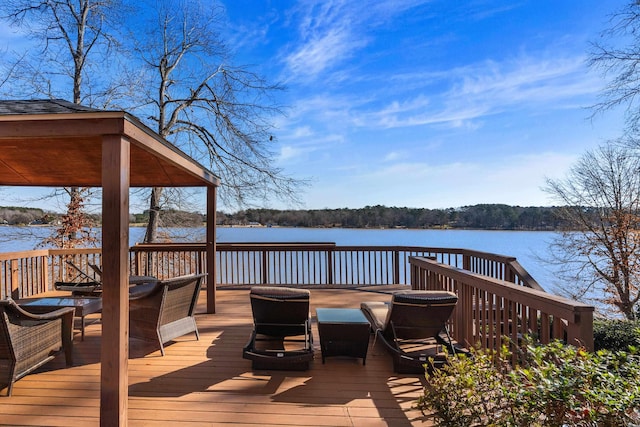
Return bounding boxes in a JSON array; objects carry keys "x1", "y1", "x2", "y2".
[{"x1": 0, "y1": 225, "x2": 559, "y2": 291}]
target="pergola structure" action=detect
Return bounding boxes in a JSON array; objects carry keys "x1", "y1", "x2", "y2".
[{"x1": 0, "y1": 99, "x2": 220, "y2": 426}]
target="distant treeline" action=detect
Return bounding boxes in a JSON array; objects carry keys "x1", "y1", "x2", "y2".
[
  {"x1": 2, "y1": 204, "x2": 574, "y2": 230},
  {"x1": 0, "y1": 206, "x2": 48, "y2": 225},
  {"x1": 218, "y1": 204, "x2": 570, "y2": 230},
  {"x1": 0, "y1": 207, "x2": 204, "y2": 227}
]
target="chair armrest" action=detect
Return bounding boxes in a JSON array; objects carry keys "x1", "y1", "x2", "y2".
[
  {"x1": 5, "y1": 301, "x2": 75, "y2": 365},
  {"x1": 10, "y1": 301, "x2": 76, "y2": 321}
]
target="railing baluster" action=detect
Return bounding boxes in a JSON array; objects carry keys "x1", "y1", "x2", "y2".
[{"x1": 1, "y1": 243, "x2": 593, "y2": 356}]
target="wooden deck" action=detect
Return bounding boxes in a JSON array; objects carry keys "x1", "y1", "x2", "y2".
[{"x1": 0, "y1": 287, "x2": 434, "y2": 426}]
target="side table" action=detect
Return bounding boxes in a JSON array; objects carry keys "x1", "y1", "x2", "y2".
[
  {"x1": 18, "y1": 296, "x2": 102, "y2": 341},
  {"x1": 316, "y1": 307, "x2": 371, "y2": 365}
]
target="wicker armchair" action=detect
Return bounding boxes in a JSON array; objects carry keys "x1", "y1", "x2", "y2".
[
  {"x1": 129, "y1": 274, "x2": 205, "y2": 356},
  {"x1": 0, "y1": 299, "x2": 74, "y2": 396}
]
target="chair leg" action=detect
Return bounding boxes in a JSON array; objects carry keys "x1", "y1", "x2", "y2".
[
  {"x1": 1, "y1": 363, "x2": 16, "y2": 396},
  {"x1": 64, "y1": 344, "x2": 73, "y2": 367},
  {"x1": 6, "y1": 380, "x2": 14, "y2": 397},
  {"x1": 61, "y1": 311, "x2": 74, "y2": 366}
]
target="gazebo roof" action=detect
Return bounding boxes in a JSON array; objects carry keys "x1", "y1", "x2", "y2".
[{"x1": 0, "y1": 99, "x2": 220, "y2": 187}]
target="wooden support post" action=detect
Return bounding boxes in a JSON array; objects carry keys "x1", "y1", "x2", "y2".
[
  {"x1": 568, "y1": 309, "x2": 594, "y2": 351},
  {"x1": 206, "y1": 186, "x2": 216, "y2": 314},
  {"x1": 100, "y1": 134, "x2": 130, "y2": 427}
]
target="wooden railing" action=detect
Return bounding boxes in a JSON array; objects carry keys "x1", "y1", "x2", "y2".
[
  {"x1": 0, "y1": 249, "x2": 50, "y2": 299},
  {"x1": 212, "y1": 242, "x2": 543, "y2": 289},
  {"x1": 1, "y1": 242, "x2": 544, "y2": 299},
  {"x1": 410, "y1": 256, "x2": 594, "y2": 351},
  {"x1": 129, "y1": 244, "x2": 204, "y2": 279},
  {"x1": 1, "y1": 243, "x2": 594, "y2": 354},
  {"x1": 0, "y1": 249, "x2": 102, "y2": 299}
]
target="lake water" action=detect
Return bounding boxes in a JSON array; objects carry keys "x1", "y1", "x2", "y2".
[{"x1": 0, "y1": 225, "x2": 559, "y2": 292}]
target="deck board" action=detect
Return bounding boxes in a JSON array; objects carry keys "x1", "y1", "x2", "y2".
[{"x1": 0, "y1": 288, "x2": 434, "y2": 426}]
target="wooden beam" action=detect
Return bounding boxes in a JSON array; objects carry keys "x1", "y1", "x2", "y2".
[
  {"x1": 206, "y1": 186, "x2": 217, "y2": 314},
  {"x1": 123, "y1": 120, "x2": 220, "y2": 187},
  {"x1": 100, "y1": 134, "x2": 130, "y2": 427},
  {"x1": 0, "y1": 116, "x2": 125, "y2": 138}
]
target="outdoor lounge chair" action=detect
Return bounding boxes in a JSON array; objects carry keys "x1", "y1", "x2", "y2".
[
  {"x1": 129, "y1": 273, "x2": 205, "y2": 356},
  {"x1": 0, "y1": 299, "x2": 74, "y2": 396},
  {"x1": 54, "y1": 261, "x2": 102, "y2": 295},
  {"x1": 242, "y1": 286, "x2": 314, "y2": 371},
  {"x1": 55, "y1": 261, "x2": 158, "y2": 296},
  {"x1": 360, "y1": 290, "x2": 461, "y2": 374}
]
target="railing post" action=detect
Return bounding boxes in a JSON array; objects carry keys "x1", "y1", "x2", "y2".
[
  {"x1": 42, "y1": 255, "x2": 50, "y2": 293},
  {"x1": 134, "y1": 249, "x2": 142, "y2": 276},
  {"x1": 394, "y1": 250, "x2": 400, "y2": 285},
  {"x1": 567, "y1": 309, "x2": 594, "y2": 351},
  {"x1": 463, "y1": 253, "x2": 471, "y2": 271},
  {"x1": 327, "y1": 247, "x2": 334, "y2": 285},
  {"x1": 10, "y1": 259, "x2": 19, "y2": 299},
  {"x1": 455, "y1": 280, "x2": 470, "y2": 347},
  {"x1": 410, "y1": 259, "x2": 416, "y2": 290},
  {"x1": 505, "y1": 264, "x2": 516, "y2": 284},
  {"x1": 261, "y1": 250, "x2": 268, "y2": 284}
]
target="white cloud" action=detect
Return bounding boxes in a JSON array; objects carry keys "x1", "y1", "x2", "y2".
[
  {"x1": 453, "y1": 56, "x2": 600, "y2": 104},
  {"x1": 356, "y1": 53, "x2": 601, "y2": 130},
  {"x1": 278, "y1": 145, "x2": 303, "y2": 162},
  {"x1": 284, "y1": 27, "x2": 364, "y2": 80},
  {"x1": 291, "y1": 126, "x2": 314, "y2": 138},
  {"x1": 281, "y1": 0, "x2": 431, "y2": 82},
  {"x1": 383, "y1": 151, "x2": 404, "y2": 162},
  {"x1": 278, "y1": 49, "x2": 601, "y2": 141},
  {"x1": 275, "y1": 131, "x2": 345, "y2": 164}
]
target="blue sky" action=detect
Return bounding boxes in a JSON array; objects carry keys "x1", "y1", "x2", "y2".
[
  {"x1": 0, "y1": 0, "x2": 630, "y2": 213},
  {"x1": 218, "y1": 0, "x2": 627, "y2": 210}
]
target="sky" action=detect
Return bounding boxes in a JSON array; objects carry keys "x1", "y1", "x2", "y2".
[
  {"x1": 216, "y1": 0, "x2": 628, "y2": 211},
  {"x1": 0, "y1": 0, "x2": 631, "y2": 213}
]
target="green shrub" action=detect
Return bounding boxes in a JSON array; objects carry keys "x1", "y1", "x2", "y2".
[
  {"x1": 593, "y1": 319, "x2": 640, "y2": 352},
  {"x1": 416, "y1": 340, "x2": 640, "y2": 426}
]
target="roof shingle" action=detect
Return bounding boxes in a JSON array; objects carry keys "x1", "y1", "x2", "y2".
[{"x1": 0, "y1": 99, "x2": 114, "y2": 115}]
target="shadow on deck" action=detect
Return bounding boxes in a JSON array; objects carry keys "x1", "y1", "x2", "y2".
[{"x1": 0, "y1": 287, "x2": 434, "y2": 426}]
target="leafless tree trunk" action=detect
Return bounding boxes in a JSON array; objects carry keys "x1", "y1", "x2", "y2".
[
  {"x1": 128, "y1": 0, "x2": 306, "y2": 243},
  {"x1": 2, "y1": 0, "x2": 307, "y2": 245},
  {"x1": 1, "y1": 0, "x2": 128, "y2": 247},
  {"x1": 545, "y1": 142, "x2": 640, "y2": 319},
  {"x1": 144, "y1": 187, "x2": 163, "y2": 243}
]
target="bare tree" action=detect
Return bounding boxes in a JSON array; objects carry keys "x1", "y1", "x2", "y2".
[
  {"x1": 589, "y1": 1, "x2": 640, "y2": 132},
  {"x1": 38, "y1": 187, "x2": 99, "y2": 248},
  {"x1": 2, "y1": 0, "x2": 306, "y2": 245},
  {"x1": 1, "y1": 0, "x2": 129, "y2": 105},
  {"x1": 1, "y1": 0, "x2": 129, "y2": 248},
  {"x1": 125, "y1": 0, "x2": 305, "y2": 243},
  {"x1": 545, "y1": 142, "x2": 640, "y2": 319}
]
